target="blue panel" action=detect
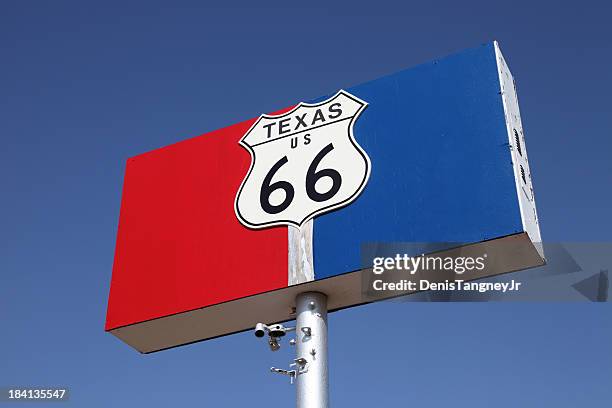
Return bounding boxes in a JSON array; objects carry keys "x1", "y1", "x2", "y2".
[{"x1": 312, "y1": 43, "x2": 523, "y2": 279}]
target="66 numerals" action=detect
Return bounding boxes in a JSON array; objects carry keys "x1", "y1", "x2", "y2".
[{"x1": 260, "y1": 143, "x2": 342, "y2": 215}]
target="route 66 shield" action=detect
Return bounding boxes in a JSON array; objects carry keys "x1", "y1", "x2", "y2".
[{"x1": 235, "y1": 90, "x2": 371, "y2": 229}]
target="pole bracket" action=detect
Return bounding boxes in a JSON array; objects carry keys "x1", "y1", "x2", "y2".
[{"x1": 271, "y1": 357, "x2": 308, "y2": 384}]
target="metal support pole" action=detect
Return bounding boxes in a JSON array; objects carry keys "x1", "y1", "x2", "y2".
[{"x1": 295, "y1": 292, "x2": 328, "y2": 408}]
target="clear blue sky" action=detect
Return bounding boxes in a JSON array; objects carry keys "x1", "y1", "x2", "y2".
[{"x1": 1, "y1": 1, "x2": 611, "y2": 407}]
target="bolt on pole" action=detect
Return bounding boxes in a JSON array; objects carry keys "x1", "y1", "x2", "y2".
[{"x1": 295, "y1": 292, "x2": 328, "y2": 408}]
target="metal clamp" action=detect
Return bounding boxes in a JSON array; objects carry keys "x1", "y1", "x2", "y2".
[{"x1": 270, "y1": 357, "x2": 309, "y2": 384}]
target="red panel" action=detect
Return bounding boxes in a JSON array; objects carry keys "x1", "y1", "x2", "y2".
[{"x1": 105, "y1": 115, "x2": 290, "y2": 331}]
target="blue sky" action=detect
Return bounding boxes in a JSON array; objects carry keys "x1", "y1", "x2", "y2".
[{"x1": 1, "y1": 1, "x2": 611, "y2": 407}]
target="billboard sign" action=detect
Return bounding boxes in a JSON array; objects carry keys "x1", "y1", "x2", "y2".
[{"x1": 106, "y1": 41, "x2": 544, "y2": 353}]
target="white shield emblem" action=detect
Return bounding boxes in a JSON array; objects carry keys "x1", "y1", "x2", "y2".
[{"x1": 235, "y1": 90, "x2": 370, "y2": 229}]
